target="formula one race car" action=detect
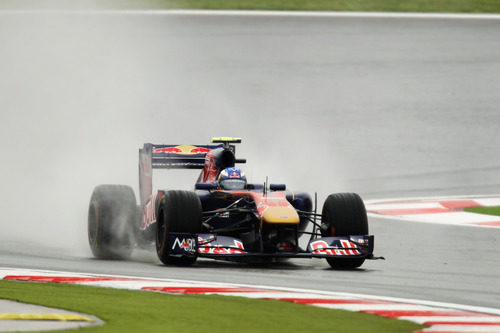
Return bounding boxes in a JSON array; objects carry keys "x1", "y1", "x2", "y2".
[{"x1": 88, "y1": 138, "x2": 379, "y2": 269}]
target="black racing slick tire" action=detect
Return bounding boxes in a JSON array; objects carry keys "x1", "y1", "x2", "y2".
[
  {"x1": 156, "y1": 190, "x2": 202, "y2": 266},
  {"x1": 321, "y1": 193, "x2": 368, "y2": 269},
  {"x1": 88, "y1": 184, "x2": 138, "y2": 260}
]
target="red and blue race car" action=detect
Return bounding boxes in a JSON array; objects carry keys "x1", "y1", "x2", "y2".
[{"x1": 88, "y1": 138, "x2": 380, "y2": 269}]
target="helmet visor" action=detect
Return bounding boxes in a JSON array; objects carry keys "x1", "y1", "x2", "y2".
[{"x1": 220, "y1": 179, "x2": 246, "y2": 190}]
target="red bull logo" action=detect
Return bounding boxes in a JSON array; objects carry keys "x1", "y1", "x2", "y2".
[
  {"x1": 154, "y1": 145, "x2": 212, "y2": 155},
  {"x1": 190, "y1": 147, "x2": 211, "y2": 154},
  {"x1": 154, "y1": 147, "x2": 183, "y2": 153},
  {"x1": 229, "y1": 171, "x2": 241, "y2": 179}
]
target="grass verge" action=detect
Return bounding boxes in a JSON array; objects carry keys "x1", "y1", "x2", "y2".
[
  {"x1": 0, "y1": 280, "x2": 425, "y2": 332},
  {"x1": 464, "y1": 206, "x2": 500, "y2": 216}
]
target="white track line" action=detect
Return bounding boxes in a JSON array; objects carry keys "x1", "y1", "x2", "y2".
[{"x1": 0, "y1": 9, "x2": 499, "y2": 20}]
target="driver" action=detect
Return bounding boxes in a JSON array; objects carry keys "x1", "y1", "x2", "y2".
[{"x1": 218, "y1": 167, "x2": 247, "y2": 190}]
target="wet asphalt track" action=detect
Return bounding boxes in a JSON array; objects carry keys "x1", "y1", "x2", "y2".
[{"x1": 0, "y1": 11, "x2": 499, "y2": 310}]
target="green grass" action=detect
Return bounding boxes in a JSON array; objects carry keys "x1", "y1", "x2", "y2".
[
  {"x1": 0, "y1": 280, "x2": 425, "y2": 333},
  {"x1": 465, "y1": 206, "x2": 500, "y2": 216}
]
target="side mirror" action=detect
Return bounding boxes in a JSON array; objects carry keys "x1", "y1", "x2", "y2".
[
  {"x1": 270, "y1": 184, "x2": 286, "y2": 191},
  {"x1": 195, "y1": 183, "x2": 217, "y2": 190}
]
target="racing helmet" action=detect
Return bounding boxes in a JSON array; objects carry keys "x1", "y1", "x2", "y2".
[{"x1": 218, "y1": 167, "x2": 247, "y2": 190}]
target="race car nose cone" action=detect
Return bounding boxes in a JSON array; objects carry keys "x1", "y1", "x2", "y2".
[{"x1": 262, "y1": 207, "x2": 300, "y2": 224}]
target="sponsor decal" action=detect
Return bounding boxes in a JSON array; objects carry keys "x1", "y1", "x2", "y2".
[
  {"x1": 219, "y1": 211, "x2": 230, "y2": 218},
  {"x1": 252, "y1": 192, "x2": 293, "y2": 216},
  {"x1": 197, "y1": 235, "x2": 216, "y2": 245},
  {"x1": 189, "y1": 147, "x2": 211, "y2": 154},
  {"x1": 198, "y1": 238, "x2": 246, "y2": 255},
  {"x1": 172, "y1": 237, "x2": 196, "y2": 254},
  {"x1": 310, "y1": 240, "x2": 360, "y2": 256},
  {"x1": 141, "y1": 192, "x2": 161, "y2": 230},
  {"x1": 154, "y1": 147, "x2": 183, "y2": 153},
  {"x1": 198, "y1": 247, "x2": 246, "y2": 255},
  {"x1": 353, "y1": 237, "x2": 367, "y2": 245},
  {"x1": 202, "y1": 152, "x2": 218, "y2": 183},
  {"x1": 277, "y1": 241, "x2": 294, "y2": 251},
  {"x1": 234, "y1": 240, "x2": 245, "y2": 250},
  {"x1": 228, "y1": 169, "x2": 241, "y2": 179}
]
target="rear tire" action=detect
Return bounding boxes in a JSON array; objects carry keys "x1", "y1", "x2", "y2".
[
  {"x1": 156, "y1": 190, "x2": 202, "y2": 266},
  {"x1": 321, "y1": 193, "x2": 368, "y2": 269},
  {"x1": 88, "y1": 185, "x2": 138, "y2": 259}
]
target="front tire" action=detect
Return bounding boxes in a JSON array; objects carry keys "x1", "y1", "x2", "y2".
[
  {"x1": 321, "y1": 193, "x2": 368, "y2": 269},
  {"x1": 88, "y1": 184, "x2": 138, "y2": 259},
  {"x1": 156, "y1": 190, "x2": 202, "y2": 266}
]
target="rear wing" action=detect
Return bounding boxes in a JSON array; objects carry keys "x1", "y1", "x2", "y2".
[
  {"x1": 143, "y1": 143, "x2": 224, "y2": 169},
  {"x1": 139, "y1": 143, "x2": 223, "y2": 205}
]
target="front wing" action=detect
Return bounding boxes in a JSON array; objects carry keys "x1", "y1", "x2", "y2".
[{"x1": 167, "y1": 233, "x2": 377, "y2": 260}]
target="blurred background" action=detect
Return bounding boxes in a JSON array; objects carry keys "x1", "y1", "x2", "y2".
[{"x1": 1, "y1": 9, "x2": 499, "y2": 256}]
